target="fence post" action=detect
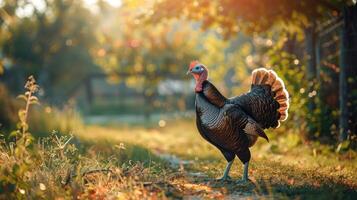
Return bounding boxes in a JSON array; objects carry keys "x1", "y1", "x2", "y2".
[{"x1": 339, "y1": 5, "x2": 357, "y2": 142}]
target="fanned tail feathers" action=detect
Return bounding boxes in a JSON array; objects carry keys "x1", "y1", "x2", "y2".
[{"x1": 251, "y1": 68, "x2": 289, "y2": 125}]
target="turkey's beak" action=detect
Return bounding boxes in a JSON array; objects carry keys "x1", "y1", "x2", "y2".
[{"x1": 186, "y1": 70, "x2": 191, "y2": 75}]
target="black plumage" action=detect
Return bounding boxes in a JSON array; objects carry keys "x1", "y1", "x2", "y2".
[
  {"x1": 229, "y1": 84, "x2": 281, "y2": 129},
  {"x1": 196, "y1": 81, "x2": 273, "y2": 164},
  {"x1": 189, "y1": 63, "x2": 289, "y2": 181}
]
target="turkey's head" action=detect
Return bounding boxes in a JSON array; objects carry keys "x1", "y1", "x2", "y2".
[{"x1": 187, "y1": 61, "x2": 208, "y2": 92}]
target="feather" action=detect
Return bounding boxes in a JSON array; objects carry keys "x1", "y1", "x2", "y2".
[
  {"x1": 244, "y1": 118, "x2": 269, "y2": 142},
  {"x1": 266, "y1": 70, "x2": 277, "y2": 85}
]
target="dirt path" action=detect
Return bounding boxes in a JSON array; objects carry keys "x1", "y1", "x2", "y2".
[
  {"x1": 79, "y1": 124, "x2": 357, "y2": 199},
  {"x1": 153, "y1": 151, "x2": 267, "y2": 199}
]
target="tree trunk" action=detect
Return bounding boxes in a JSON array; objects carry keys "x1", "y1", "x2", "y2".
[
  {"x1": 339, "y1": 5, "x2": 357, "y2": 142},
  {"x1": 304, "y1": 23, "x2": 318, "y2": 137}
]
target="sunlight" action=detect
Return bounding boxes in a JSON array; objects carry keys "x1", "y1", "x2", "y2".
[
  {"x1": 13, "y1": 0, "x2": 46, "y2": 18},
  {"x1": 82, "y1": 0, "x2": 122, "y2": 13},
  {"x1": 1, "y1": 0, "x2": 122, "y2": 18},
  {"x1": 83, "y1": 0, "x2": 122, "y2": 8},
  {"x1": 1, "y1": 0, "x2": 356, "y2": 199}
]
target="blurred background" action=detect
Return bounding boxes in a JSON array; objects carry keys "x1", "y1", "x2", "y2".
[{"x1": 0, "y1": 0, "x2": 356, "y2": 147}]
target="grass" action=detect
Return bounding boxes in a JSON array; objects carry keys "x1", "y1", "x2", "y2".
[
  {"x1": 0, "y1": 82, "x2": 82, "y2": 138},
  {"x1": 1, "y1": 77, "x2": 356, "y2": 199},
  {"x1": 73, "y1": 119, "x2": 357, "y2": 199},
  {"x1": 1, "y1": 118, "x2": 357, "y2": 199}
]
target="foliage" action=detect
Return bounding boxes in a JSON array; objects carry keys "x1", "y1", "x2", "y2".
[
  {"x1": 150, "y1": 0, "x2": 344, "y2": 38},
  {"x1": 149, "y1": 0, "x2": 356, "y2": 145},
  {"x1": 0, "y1": 76, "x2": 40, "y2": 197},
  {"x1": 92, "y1": 5, "x2": 200, "y2": 115},
  {"x1": 0, "y1": 0, "x2": 98, "y2": 103}
]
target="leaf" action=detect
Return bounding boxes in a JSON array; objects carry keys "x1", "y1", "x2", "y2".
[
  {"x1": 24, "y1": 135, "x2": 33, "y2": 147},
  {"x1": 17, "y1": 95, "x2": 28, "y2": 101},
  {"x1": 22, "y1": 123, "x2": 29, "y2": 132},
  {"x1": 30, "y1": 96, "x2": 38, "y2": 101},
  {"x1": 18, "y1": 109, "x2": 26, "y2": 121},
  {"x1": 336, "y1": 140, "x2": 350, "y2": 153},
  {"x1": 29, "y1": 100, "x2": 40, "y2": 105},
  {"x1": 9, "y1": 130, "x2": 19, "y2": 138}
]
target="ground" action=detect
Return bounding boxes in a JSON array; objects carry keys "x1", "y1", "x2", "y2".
[
  {"x1": 1, "y1": 118, "x2": 356, "y2": 199},
  {"x1": 72, "y1": 119, "x2": 357, "y2": 199}
]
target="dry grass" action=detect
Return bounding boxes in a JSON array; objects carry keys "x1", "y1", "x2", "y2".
[
  {"x1": 74, "y1": 119, "x2": 357, "y2": 199},
  {"x1": 1, "y1": 116, "x2": 357, "y2": 199}
]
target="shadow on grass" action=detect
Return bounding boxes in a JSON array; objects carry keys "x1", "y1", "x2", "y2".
[
  {"x1": 185, "y1": 158, "x2": 357, "y2": 200},
  {"x1": 64, "y1": 137, "x2": 357, "y2": 199},
  {"x1": 256, "y1": 159, "x2": 357, "y2": 200}
]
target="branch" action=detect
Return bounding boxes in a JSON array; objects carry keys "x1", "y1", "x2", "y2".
[{"x1": 316, "y1": 0, "x2": 341, "y2": 12}]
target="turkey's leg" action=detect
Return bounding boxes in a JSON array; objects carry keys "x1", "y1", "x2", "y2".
[
  {"x1": 237, "y1": 161, "x2": 249, "y2": 183},
  {"x1": 218, "y1": 160, "x2": 234, "y2": 180},
  {"x1": 242, "y1": 161, "x2": 249, "y2": 181}
]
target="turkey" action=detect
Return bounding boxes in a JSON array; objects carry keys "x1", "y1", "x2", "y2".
[{"x1": 187, "y1": 61, "x2": 289, "y2": 182}]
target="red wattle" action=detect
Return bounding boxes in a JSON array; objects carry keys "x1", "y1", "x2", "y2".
[{"x1": 194, "y1": 70, "x2": 208, "y2": 93}]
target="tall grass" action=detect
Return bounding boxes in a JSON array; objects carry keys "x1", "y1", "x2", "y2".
[
  {"x1": 0, "y1": 82, "x2": 82, "y2": 138},
  {"x1": 0, "y1": 76, "x2": 170, "y2": 199}
]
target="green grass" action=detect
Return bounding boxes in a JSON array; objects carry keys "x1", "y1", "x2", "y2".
[
  {"x1": 74, "y1": 119, "x2": 357, "y2": 199},
  {"x1": 1, "y1": 117, "x2": 356, "y2": 199}
]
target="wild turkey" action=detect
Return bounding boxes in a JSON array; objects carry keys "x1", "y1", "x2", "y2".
[{"x1": 187, "y1": 61, "x2": 289, "y2": 182}]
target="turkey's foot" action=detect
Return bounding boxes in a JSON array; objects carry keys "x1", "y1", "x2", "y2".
[
  {"x1": 216, "y1": 175, "x2": 232, "y2": 181},
  {"x1": 236, "y1": 178, "x2": 251, "y2": 185},
  {"x1": 216, "y1": 160, "x2": 234, "y2": 182}
]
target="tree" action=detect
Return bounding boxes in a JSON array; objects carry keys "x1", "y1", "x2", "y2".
[
  {"x1": 150, "y1": 0, "x2": 356, "y2": 143},
  {"x1": 150, "y1": 0, "x2": 342, "y2": 38},
  {"x1": 0, "y1": 0, "x2": 98, "y2": 104},
  {"x1": 92, "y1": 4, "x2": 199, "y2": 117}
]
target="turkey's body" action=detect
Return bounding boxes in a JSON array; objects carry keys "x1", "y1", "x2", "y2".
[
  {"x1": 192, "y1": 67, "x2": 290, "y2": 182},
  {"x1": 195, "y1": 89, "x2": 251, "y2": 163}
]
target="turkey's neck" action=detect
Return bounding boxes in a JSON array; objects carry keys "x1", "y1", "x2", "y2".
[
  {"x1": 195, "y1": 92, "x2": 222, "y2": 128},
  {"x1": 197, "y1": 80, "x2": 227, "y2": 108},
  {"x1": 195, "y1": 71, "x2": 208, "y2": 93}
]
